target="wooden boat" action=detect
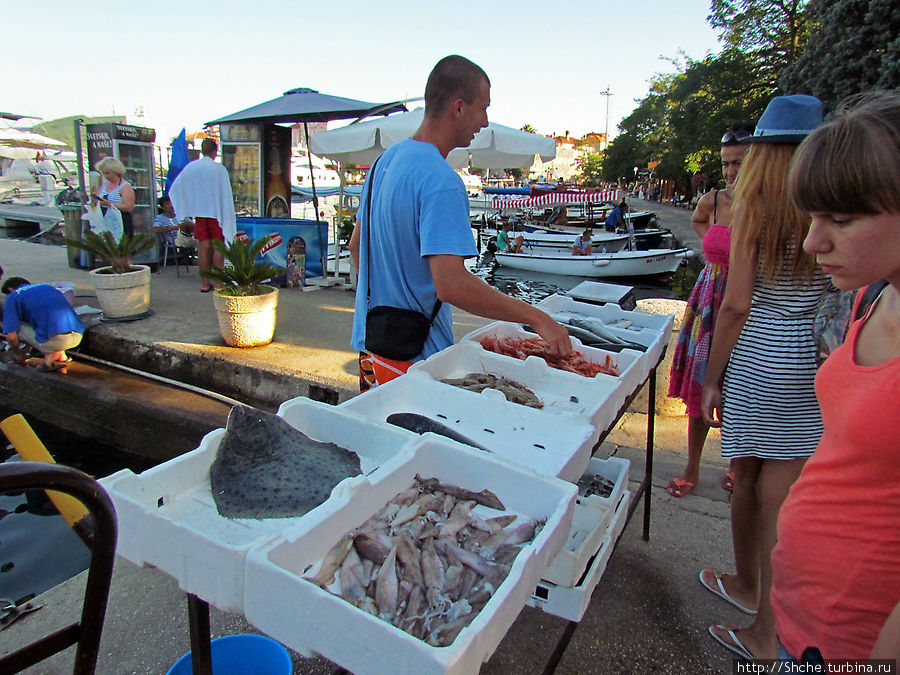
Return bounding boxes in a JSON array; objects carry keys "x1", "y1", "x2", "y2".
[{"x1": 494, "y1": 247, "x2": 691, "y2": 277}]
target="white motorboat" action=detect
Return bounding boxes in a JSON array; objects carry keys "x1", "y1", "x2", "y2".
[
  {"x1": 519, "y1": 231, "x2": 630, "y2": 253},
  {"x1": 494, "y1": 247, "x2": 691, "y2": 278}
]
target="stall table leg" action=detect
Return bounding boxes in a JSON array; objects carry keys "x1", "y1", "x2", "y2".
[{"x1": 187, "y1": 594, "x2": 213, "y2": 675}]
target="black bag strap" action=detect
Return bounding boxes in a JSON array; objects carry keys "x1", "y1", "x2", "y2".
[
  {"x1": 854, "y1": 279, "x2": 889, "y2": 321},
  {"x1": 364, "y1": 156, "x2": 442, "y2": 323}
]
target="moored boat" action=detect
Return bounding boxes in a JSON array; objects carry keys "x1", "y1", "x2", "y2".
[{"x1": 494, "y1": 247, "x2": 691, "y2": 278}]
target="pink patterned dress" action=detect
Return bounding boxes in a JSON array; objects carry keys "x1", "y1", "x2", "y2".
[{"x1": 668, "y1": 218, "x2": 731, "y2": 416}]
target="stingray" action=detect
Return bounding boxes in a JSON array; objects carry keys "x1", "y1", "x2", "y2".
[{"x1": 209, "y1": 406, "x2": 361, "y2": 519}]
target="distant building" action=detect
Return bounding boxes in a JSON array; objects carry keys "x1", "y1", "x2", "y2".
[{"x1": 529, "y1": 132, "x2": 608, "y2": 182}]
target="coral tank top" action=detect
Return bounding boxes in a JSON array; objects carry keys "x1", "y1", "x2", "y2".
[{"x1": 702, "y1": 224, "x2": 731, "y2": 267}]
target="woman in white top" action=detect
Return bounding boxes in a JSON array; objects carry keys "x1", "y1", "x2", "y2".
[{"x1": 93, "y1": 157, "x2": 135, "y2": 237}]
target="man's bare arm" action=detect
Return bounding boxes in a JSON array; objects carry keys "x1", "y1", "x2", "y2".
[{"x1": 428, "y1": 254, "x2": 571, "y2": 356}]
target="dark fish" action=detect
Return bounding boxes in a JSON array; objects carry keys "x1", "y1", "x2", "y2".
[
  {"x1": 386, "y1": 413, "x2": 492, "y2": 453},
  {"x1": 210, "y1": 406, "x2": 361, "y2": 519}
]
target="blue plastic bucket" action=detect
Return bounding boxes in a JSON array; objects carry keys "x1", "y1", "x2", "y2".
[{"x1": 166, "y1": 633, "x2": 292, "y2": 675}]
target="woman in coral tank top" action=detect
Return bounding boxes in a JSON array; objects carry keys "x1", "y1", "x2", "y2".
[{"x1": 770, "y1": 91, "x2": 900, "y2": 663}]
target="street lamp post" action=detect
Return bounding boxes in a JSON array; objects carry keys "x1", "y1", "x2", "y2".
[{"x1": 599, "y1": 87, "x2": 612, "y2": 147}]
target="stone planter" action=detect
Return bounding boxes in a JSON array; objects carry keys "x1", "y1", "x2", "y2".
[
  {"x1": 212, "y1": 286, "x2": 278, "y2": 347},
  {"x1": 89, "y1": 265, "x2": 151, "y2": 318}
]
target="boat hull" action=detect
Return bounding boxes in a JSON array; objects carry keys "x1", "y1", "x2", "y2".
[{"x1": 494, "y1": 248, "x2": 690, "y2": 277}]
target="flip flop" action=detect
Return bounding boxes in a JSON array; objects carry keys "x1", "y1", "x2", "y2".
[
  {"x1": 35, "y1": 362, "x2": 66, "y2": 373},
  {"x1": 708, "y1": 624, "x2": 753, "y2": 659},
  {"x1": 699, "y1": 568, "x2": 757, "y2": 615},
  {"x1": 200, "y1": 288, "x2": 213, "y2": 293},
  {"x1": 666, "y1": 477, "x2": 695, "y2": 498},
  {"x1": 723, "y1": 471, "x2": 735, "y2": 492}
]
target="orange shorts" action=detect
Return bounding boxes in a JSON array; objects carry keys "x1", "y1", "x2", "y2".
[
  {"x1": 194, "y1": 217, "x2": 224, "y2": 241},
  {"x1": 358, "y1": 351, "x2": 412, "y2": 391}
]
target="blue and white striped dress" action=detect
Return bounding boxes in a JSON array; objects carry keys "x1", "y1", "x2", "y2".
[{"x1": 721, "y1": 257, "x2": 828, "y2": 459}]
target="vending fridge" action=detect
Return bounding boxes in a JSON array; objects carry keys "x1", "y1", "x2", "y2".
[{"x1": 85, "y1": 122, "x2": 158, "y2": 264}]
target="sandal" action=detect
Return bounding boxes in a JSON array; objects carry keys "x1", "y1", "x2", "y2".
[
  {"x1": 723, "y1": 471, "x2": 735, "y2": 492},
  {"x1": 35, "y1": 362, "x2": 66, "y2": 373},
  {"x1": 666, "y1": 477, "x2": 695, "y2": 498}
]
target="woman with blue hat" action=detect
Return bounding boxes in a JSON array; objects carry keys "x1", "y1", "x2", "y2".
[{"x1": 698, "y1": 94, "x2": 828, "y2": 659}]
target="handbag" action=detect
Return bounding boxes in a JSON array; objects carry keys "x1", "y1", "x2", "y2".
[
  {"x1": 362, "y1": 157, "x2": 441, "y2": 362},
  {"x1": 813, "y1": 279, "x2": 888, "y2": 366}
]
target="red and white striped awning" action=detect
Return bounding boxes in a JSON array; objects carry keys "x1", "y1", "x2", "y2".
[{"x1": 491, "y1": 189, "x2": 623, "y2": 209}]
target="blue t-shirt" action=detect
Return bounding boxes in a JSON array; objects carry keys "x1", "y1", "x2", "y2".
[
  {"x1": 351, "y1": 139, "x2": 477, "y2": 360},
  {"x1": 605, "y1": 205, "x2": 622, "y2": 228},
  {"x1": 3, "y1": 284, "x2": 84, "y2": 343}
]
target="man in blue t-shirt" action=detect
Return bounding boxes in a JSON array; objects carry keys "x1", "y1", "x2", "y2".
[
  {"x1": 349, "y1": 55, "x2": 570, "y2": 389},
  {"x1": 2, "y1": 278, "x2": 84, "y2": 372},
  {"x1": 605, "y1": 199, "x2": 627, "y2": 232}
]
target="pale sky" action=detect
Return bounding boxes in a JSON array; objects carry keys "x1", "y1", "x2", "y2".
[{"x1": 6, "y1": 0, "x2": 723, "y2": 147}]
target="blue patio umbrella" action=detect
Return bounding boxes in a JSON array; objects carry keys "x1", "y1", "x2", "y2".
[{"x1": 165, "y1": 128, "x2": 189, "y2": 195}]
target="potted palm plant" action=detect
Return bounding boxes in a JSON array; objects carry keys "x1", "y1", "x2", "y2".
[
  {"x1": 65, "y1": 230, "x2": 157, "y2": 318},
  {"x1": 201, "y1": 236, "x2": 282, "y2": 347}
]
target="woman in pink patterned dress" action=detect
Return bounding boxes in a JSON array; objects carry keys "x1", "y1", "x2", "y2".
[{"x1": 666, "y1": 125, "x2": 752, "y2": 498}]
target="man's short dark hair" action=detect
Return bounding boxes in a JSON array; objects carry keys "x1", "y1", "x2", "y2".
[
  {"x1": 201, "y1": 138, "x2": 218, "y2": 156},
  {"x1": 424, "y1": 55, "x2": 490, "y2": 117},
  {"x1": 2, "y1": 277, "x2": 29, "y2": 294}
]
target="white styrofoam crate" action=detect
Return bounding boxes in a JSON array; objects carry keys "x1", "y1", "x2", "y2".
[
  {"x1": 540, "y1": 500, "x2": 612, "y2": 587},
  {"x1": 576, "y1": 456, "x2": 631, "y2": 515},
  {"x1": 528, "y1": 490, "x2": 632, "y2": 622},
  {"x1": 244, "y1": 435, "x2": 578, "y2": 675},
  {"x1": 459, "y1": 321, "x2": 643, "y2": 395},
  {"x1": 534, "y1": 294, "x2": 674, "y2": 382},
  {"x1": 339, "y1": 375, "x2": 598, "y2": 482},
  {"x1": 407, "y1": 340, "x2": 622, "y2": 432},
  {"x1": 99, "y1": 398, "x2": 415, "y2": 612}
]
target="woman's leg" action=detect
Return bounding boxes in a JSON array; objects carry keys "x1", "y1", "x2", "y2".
[
  {"x1": 711, "y1": 456, "x2": 807, "y2": 658},
  {"x1": 683, "y1": 415, "x2": 709, "y2": 481},
  {"x1": 705, "y1": 456, "x2": 762, "y2": 607}
]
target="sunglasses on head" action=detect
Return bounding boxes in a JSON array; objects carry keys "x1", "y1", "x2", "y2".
[{"x1": 721, "y1": 129, "x2": 752, "y2": 144}]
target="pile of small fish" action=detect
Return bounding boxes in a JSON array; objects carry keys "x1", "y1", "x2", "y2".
[
  {"x1": 479, "y1": 335, "x2": 619, "y2": 378},
  {"x1": 303, "y1": 474, "x2": 544, "y2": 647},
  {"x1": 576, "y1": 473, "x2": 617, "y2": 499},
  {"x1": 440, "y1": 372, "x2": 543, "y2": 409}
]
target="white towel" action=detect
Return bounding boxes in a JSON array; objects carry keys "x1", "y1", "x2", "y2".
[{"x1": 169, "y1": 156, "x2": 237, "y2": 243}]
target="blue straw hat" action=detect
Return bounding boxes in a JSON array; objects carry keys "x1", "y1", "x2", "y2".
[{"x1": 746, "y1": 94, "x2": 823, "y2": 144}]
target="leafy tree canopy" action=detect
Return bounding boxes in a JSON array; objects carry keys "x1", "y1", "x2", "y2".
[{"x1": 781, "y1": 0, "x2": 900, "y2": 108}]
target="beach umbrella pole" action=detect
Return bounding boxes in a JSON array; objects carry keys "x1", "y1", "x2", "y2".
[{"x1": 304, "y1": 122, "x2": 326, "y2": 281}]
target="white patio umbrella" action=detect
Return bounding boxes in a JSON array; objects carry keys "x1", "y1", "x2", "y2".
[{"x1": 308, "y1": 107, "x2": 556, "y2": 170}]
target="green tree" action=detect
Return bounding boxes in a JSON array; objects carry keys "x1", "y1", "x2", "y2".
[
  {"x1": 781, "y1": 0, "x2": 900, "y2": 108},
  {"x1": 576, "y1": 153, "x2": 604, "y2": 186},
  {"x1": 708, "y1": 0, "x2": 811, "y2": 85}
]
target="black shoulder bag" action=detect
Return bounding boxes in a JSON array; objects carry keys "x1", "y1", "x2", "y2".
[{"x1": 363, "y1": 157, "x2": 442, "y2": 361}]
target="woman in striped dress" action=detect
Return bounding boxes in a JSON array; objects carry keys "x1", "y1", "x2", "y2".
[{"x1": 698, "y1": 95, "x2": 827, "y2": 660}]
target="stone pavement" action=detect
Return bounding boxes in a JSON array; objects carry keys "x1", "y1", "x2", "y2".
[{"x1": 0, "y1": 232, "x2": 748, "y2": 674}]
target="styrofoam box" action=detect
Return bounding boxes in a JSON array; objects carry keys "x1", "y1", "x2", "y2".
[
  {"x1": 540, "y1": 456, "x2": 631, "y2": 587},
  {"x1": 528, "y1": 490, "x2": 632, "y2": 622},
  {"x1": 243, "y1": 435, "x2": 578, "y2": 675},
  {"x1": 339, "y1": 374, "x2": 598, "y2": 481},
  {"x1": 534, "y1": 294, "x2": 674, "y2": 384},
  {"x1": 407, "y1": 340, "x2": 622, "y2": 433},
  {"x1": 576, "y1": 456, "x2": 631, "y2": 515},
  {"x1": 540, "y1": 500, "x2": 612, "y2": 587},
  {"x1": 99, "y1": 398, "x2": 415, "y2": 613},
  {"x1": 459, "y1": 321, "x2": 643, "y2": 395}
]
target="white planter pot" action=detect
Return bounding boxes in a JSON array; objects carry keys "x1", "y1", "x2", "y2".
[
  {"x1": 89, "y1": 265, "x2": 151, "y2": 318},
  {"x1": 213, "y1": 286, "x2": 278, "y2": 347}
]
